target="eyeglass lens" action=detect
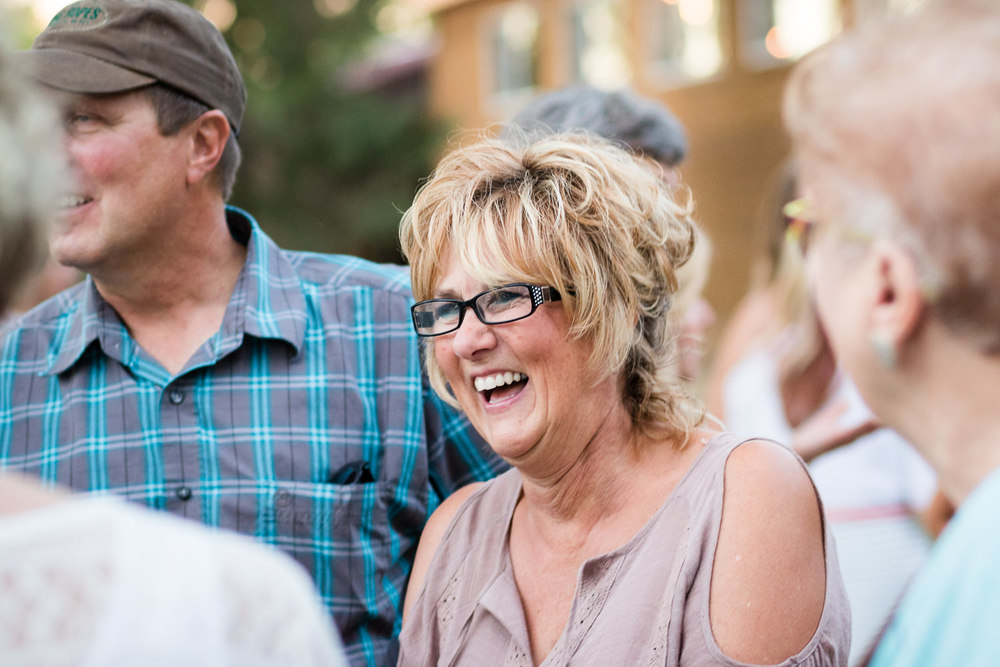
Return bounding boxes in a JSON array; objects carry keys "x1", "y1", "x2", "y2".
[{"x1": 413, "y1": 285, "x2": 537, "y2": 336}]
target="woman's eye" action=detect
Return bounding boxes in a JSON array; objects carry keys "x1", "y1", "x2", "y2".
[{"x1": 486, "y1": 289, "x2": 523, "y2": 311}]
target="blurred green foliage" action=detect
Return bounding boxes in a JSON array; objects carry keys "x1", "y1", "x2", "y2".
[
  {"x1": 4, "y1": 5, "x2": 42, "y2": 49},
  {"x1": 10, "y1": 0, "x2": 444, "y2": 262},
  {"x1": 184, "y1": 0, "x2": 450, "y2": 263}
]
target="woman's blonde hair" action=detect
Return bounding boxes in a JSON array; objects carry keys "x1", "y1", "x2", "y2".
[{"x1": 400, "y1": 133, "x2": 704, "y2": 441}]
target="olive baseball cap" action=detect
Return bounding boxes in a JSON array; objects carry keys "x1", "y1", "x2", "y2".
[{"x1": 19, "y1": 0, "x2": 247, "y2": 134}]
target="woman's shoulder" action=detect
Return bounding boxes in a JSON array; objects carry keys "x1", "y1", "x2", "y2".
[
  {"x1": 402, "y1": 471, "x2": 520, "y2": 621},
  {"x1": 724, "y1": 436, "x2": 809, "y2": 481},
  {"x1": 698, "y1": 434, "x2": 819, "y2": 528},
  {"x1": 428, "y1": 470, "x2": 522, "y2": 559},
  {"x1": 708, "y1": 436, "x2": 841, "y2": 664},
  {"x1": 694, "y1": 432, "x2": 808, "y2": 479}
]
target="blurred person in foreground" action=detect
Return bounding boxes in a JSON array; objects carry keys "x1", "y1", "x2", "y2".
[
  {"x1": 396, "y1": 133, "x2": 850, "y2": 665},
  {"x1": 715, "y1": 167, "x2": 936, "y2": 665},
  {"x1": 783, "y1": 1, "x2": 1000, "y2": 663},
  {"x1": 2, "y1": 1, "x2": 504, "y2": 664},
  {"x1": 503, "y1": 85, "x2": 716, "y2": 385},
  {"x1": 0, "y1": 33, "x2": 345, "y2": 667}
]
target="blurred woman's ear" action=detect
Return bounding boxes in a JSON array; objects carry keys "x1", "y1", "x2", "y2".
[{"x1": 868, "y1": 240, "x2": 928, "y2": 357}]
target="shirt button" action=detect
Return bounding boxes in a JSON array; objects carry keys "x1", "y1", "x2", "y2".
[
  {"x1": 169, "y1": 390, "x2": 185, "y2": 405},
  {"x1": 175, "y1": 486, "x2": 193, "y2": 501}
]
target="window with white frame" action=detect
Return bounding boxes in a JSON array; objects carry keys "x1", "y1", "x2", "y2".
[
  {"x1": 738, "y1": 0, "x2": 840, "y2": 70},
  {"x1": 642, "y1": 0, "x2": 724, "y2": 87}
]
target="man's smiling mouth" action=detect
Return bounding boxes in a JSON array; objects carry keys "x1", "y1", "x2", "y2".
[{"x1": 60, "y1": 195, "x2": 93, "y2": 209}]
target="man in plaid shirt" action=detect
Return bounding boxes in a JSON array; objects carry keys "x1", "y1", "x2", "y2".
[{"x1": 1, "y1": 1, "x2": 505, "y2": 665}]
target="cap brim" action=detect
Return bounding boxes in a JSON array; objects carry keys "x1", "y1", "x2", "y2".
[{"x1": 15, "y1": 48, "x2": 156, "y2": 94}]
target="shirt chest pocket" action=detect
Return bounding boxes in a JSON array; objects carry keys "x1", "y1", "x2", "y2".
[{"x1": 249, "y1": 479, "x2": 395, "y2": 646}]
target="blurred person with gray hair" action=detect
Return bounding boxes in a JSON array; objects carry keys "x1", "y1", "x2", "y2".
[
  {"x1": 0, "y1": 33, "x2": 347, "y2": 667},
  {"x1": 503, "y1": 84, "x2": 688, "y2": 168},
  {"x1": 503, "y1": 85, "x2": 714, "y2": 385},
  {"x1": 784, "y1": 1, "x2": 1000, "y2": 664}
]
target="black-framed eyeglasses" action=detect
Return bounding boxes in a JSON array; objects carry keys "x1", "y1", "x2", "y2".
[{"x1": 411, "y1": 283, "x2": 562, "y2": 337}]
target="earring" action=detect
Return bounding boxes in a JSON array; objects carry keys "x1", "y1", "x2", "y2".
[{"x1": 870, "y1": 331, "x2": 898, "y2": 368}]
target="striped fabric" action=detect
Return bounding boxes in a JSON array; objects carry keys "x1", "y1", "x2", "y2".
[{"x1": 0, "y1": 207, "x2": 506, "y2": 667}]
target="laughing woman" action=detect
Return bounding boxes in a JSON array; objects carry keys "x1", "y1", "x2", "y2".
[{"x1": 397, "y1": 135, "x2": 849, "y2": 666}]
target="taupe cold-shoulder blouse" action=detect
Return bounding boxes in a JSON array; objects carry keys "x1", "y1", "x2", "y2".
[{"x1": 398, "y1": 433, "x2": 850, "y2": 666}]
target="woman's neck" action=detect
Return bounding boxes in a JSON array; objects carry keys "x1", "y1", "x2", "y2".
[{"x1": 515, "y1": 420, "x2": 699, "y2": 552}]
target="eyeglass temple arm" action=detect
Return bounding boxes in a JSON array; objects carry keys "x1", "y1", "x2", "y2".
[{"x1": 538, "y1": 286, "x2": 562, "y2": 303}]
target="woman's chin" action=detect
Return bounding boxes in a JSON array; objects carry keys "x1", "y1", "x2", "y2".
[{"x1": 482, "y1": 432, "x2": 538, "y2": 466}]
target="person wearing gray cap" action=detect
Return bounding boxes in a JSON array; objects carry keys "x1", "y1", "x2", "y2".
[
  {"x1": 503, "y1": 85, "x2": 715, "y2": 384},
  {"x1": 502, "y1": 84, "x2": 689, "y2": 173},
  {"x1": 0, "y1": 2, "x2": 505, "y2": 666},
  {"x1": 0, "y1": 25, "x2": 346, "y2": 667}
]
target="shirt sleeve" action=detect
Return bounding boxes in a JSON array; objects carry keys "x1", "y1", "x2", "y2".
[{"x1": 869, "y1": 472, "x2": 1000, "y2": 666}]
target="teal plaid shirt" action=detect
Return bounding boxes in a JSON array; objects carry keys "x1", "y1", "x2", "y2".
[{"x1": 0, "y1": 207, "x2": 505, "y2": 667}]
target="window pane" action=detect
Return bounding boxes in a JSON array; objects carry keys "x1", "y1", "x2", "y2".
[
  {"x1": 489, "y1": 2, "x2": 540, "y2": 97},
  {"x1": 739, "y1": 0, "x2": 841, "y2": 69},
  {"x1": 643, "y1": 0, "x2": 724, "y2": 86},
  {"x1": 570, "y1": 0, "x2": 630, "y2": 88}
]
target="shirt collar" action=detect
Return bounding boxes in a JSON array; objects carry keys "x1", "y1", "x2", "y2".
[
  {"x1": 46, "y1": 206, "x2": 307, "y2": 376},
  {"x1": 218, "y1": 207, "x2": 307, "y2": 355}
]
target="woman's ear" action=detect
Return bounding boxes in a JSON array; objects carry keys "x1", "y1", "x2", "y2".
[
  {"x1": 185, "y1": 109, "x2": 230, "y2": 187},
  {"x1": 868, "y1": 240, "x2": 928, "y2": 357}
]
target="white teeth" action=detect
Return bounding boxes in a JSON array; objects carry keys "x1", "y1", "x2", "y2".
[
  {"x1": 59, "y1": 195, "x2": 90, "y2": 208},
  {"x1": 475, "y1": 371, "x2": 524, "y2": 393}
]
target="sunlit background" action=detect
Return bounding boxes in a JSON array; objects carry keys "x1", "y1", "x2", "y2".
[
  {"x1": 9, "y1": 0, "x2": 429, "y2": 46},
  {"x1": 3, "y1": 0, "x2": 931, "y2": 337}
]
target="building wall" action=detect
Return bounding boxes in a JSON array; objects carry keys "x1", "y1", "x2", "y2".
[{"x1": 422, "y1": 0, "x2": 847, "y2": 338}]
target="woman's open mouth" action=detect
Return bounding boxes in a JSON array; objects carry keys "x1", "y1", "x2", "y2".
[{"x1": 475, "y1": 371, "x2": 528, "y2": 404}]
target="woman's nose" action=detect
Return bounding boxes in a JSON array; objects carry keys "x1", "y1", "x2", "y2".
[{"x1": 448, "y1": 310, "x2": 497, "y2": 359}]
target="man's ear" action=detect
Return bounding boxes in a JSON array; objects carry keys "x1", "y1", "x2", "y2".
[
  {"x1": 186, "y1": 109, "x2": 230, "y2": 186},
  {"x1": 868, "y1": 240, "x2": 928, "y2": 351}
]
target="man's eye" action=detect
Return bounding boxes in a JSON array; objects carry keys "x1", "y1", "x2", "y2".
[{"x1": 66, "y1": 113, "x2": 96, "y2": 128}]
